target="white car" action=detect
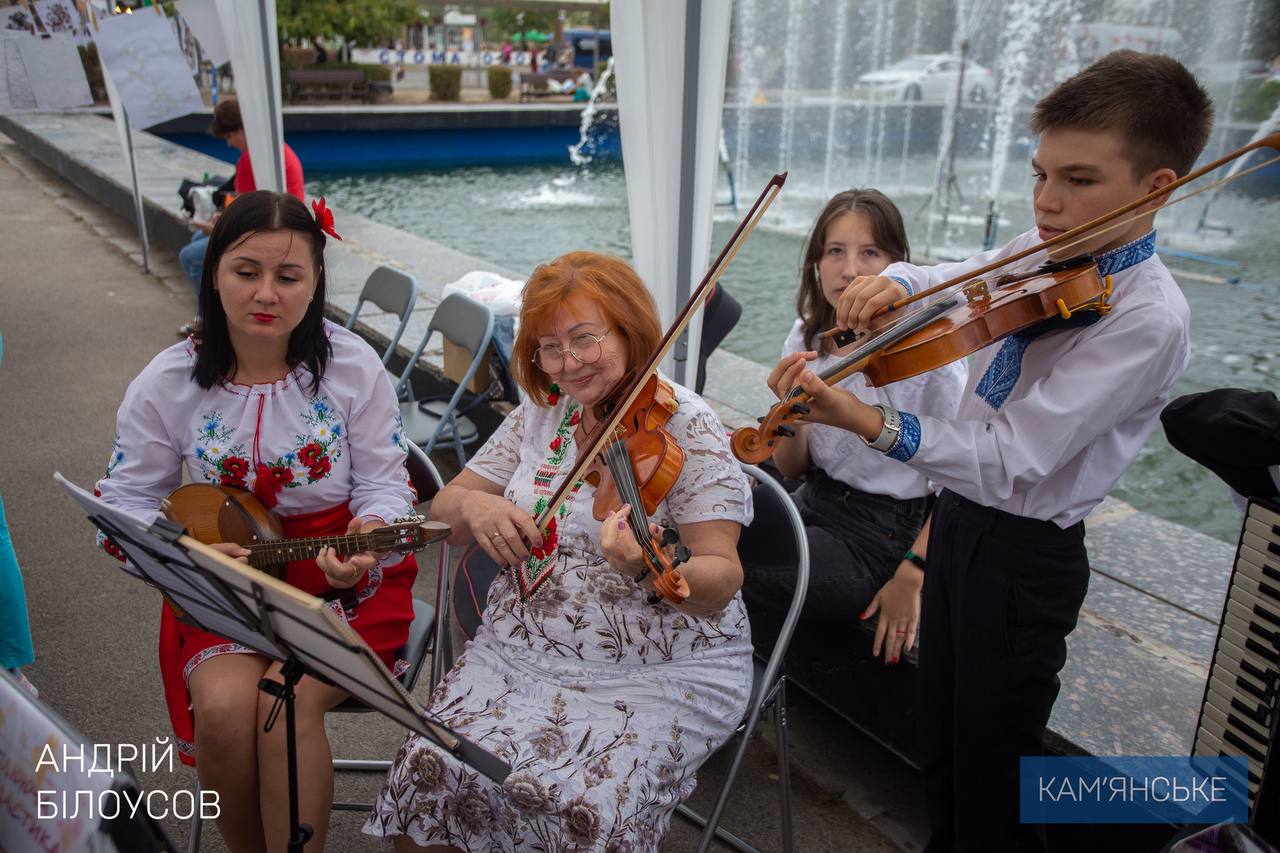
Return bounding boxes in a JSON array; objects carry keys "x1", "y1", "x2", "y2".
[{"x1": 854, "y1": 54, "x2": 997, "y2": 103}]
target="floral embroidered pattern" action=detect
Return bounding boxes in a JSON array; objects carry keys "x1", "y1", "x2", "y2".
[
  {"x1": 193, "y1": 412, "x2": 251, "y2": 487},
  {"x1": 517, "y1": 403, "x2": 585, "y2": 598},
  {"x1": 887, "y1": 411, "x2": 921, "y2": 462}
]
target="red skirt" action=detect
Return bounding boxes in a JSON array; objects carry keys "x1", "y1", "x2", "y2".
[{"x1": 158, "y1": 503, "x2": 418, "y2": 766}]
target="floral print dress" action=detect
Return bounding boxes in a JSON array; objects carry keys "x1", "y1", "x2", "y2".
[{"x1": 365, "y1": 381, "x2": 755, "y2": 852}]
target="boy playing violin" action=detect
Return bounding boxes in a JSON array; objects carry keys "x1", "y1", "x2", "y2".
[{"x1": 772, "y1": 50, "x2": 1213, "y2": 851}]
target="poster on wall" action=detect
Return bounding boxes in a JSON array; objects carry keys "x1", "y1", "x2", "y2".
[
  {"x1": 93, "y1": 8, "x2": 202, "y2": 129},
  {"x1": 33, "y1": 0, "x2": 90, "y2": 46},
  {"x1": 2, "y1": 4, "x2": 36, "y2": 33},
  {"x1": 0, "y1": 30, "x2": 37, "y2": 110},
  {"x1": 17, "y1": 30, "x2": 90, "y2": 109}
]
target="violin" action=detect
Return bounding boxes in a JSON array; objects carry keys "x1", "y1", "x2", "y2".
[
  {"x1": 162, "y1": 482, "x2": 449, "y2": 578},
  {"x1": 518, "y1": 173, "x2": 789, "y2": 604},
  {"x1": 581, "y1": 374, "x2": 691, "y2": 604},
  {"x1": 732, "y1": 255, "x2": 1109, "y2": 462},
  {"x1": 731, "y1": 132, "x2": 1280, "y2": 465}
]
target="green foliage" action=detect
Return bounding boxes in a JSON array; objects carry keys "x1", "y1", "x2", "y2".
[
  {"x1": 487, "y1": 67, "x2": 512, "y2": 100},
  {"x1": 428, "y1": 65, "x2": 462, "y2": 101},
  {"x1": 1237, "y1": 79, "x2": 1280, "y2": 122},
  {"x1": 487, "y1": 7, "x2": 557, "y2": 40},
  {"x1": 277, "y1": 0, "x2": 418, "y2": 47}
]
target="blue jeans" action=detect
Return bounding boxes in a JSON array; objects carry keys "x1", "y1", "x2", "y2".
[{"x1": 179, "y1": 232, "x2": 209, "y2": 299}]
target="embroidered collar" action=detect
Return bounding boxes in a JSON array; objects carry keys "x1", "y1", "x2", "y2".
[{"x1": 1095, "y1": 230, "x2": 1155, "y2": 277}]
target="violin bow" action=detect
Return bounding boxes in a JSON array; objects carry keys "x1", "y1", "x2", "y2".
[
  {"x1": 819, "y1": 131, "x2": 1280, "y2": 344},
  {"x1": 534, "y1": 172, "x2": 788, "y2": 530}
]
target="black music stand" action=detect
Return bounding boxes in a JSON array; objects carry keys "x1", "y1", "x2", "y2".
[
  {"x1": 0, "y1": 667, "x2": 175, "y2": 852},
  {"x1": 56, "y1": 473, "x2": 510, "y2": 852}
]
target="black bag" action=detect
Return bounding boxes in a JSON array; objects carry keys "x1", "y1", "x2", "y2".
[{"x1": 177, "y1": 174, "x2": 233, "y2": 216}]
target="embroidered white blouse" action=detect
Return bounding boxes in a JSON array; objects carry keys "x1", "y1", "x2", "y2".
[
  {"x1": 879, "y1": 229, "x2": 1190, "y2": 528},
  {"x1": 783, "y1": 319, "x2": 967, "y2": 500},
  {"x1": 95, "y1": 320, "x2": 415, "y2": 528}
]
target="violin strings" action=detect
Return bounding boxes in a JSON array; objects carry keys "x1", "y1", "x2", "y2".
[{"x1": 603, "y1": 439, "x2": 663, "y2": 567}]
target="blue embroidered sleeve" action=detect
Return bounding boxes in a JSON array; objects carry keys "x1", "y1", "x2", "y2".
[{"x1": 887, "y1": 411, "x2": 921, "y2": 462}]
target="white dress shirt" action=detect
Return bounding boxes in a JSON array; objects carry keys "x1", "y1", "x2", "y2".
[
  {"x1": 96, "y1": 320, "x2": 416, "y2": 528},
  {"x1": 878, "y1": 228, "x2": 1190, "y2": 528},
  {"x1": 783, "y1": 319, "x2": 967, "y2": 500}
]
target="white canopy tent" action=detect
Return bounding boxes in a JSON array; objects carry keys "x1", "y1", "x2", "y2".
[
  {"x1": 610, "y1": 0, "x2": 733, "y2": 387},
  {"x1": 213, "y1": 0, "x2": 286, "y2": 194}
]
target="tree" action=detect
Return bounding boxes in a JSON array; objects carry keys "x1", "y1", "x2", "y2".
[
  {"x1": 486, "y1": 7, "x2": 557, "y2": 40},
  {"x1": 277, "y1": 0, "x2": 419, "y2": 47}
]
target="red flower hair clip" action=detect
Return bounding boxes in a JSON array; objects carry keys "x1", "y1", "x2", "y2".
[{"x1": 311, "y1": 197, "x2": 342, "y2": 241}]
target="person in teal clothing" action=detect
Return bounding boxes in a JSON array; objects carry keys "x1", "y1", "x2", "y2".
[{"x1": 0, "y1": 331, "x2": 36, "y2": 695}]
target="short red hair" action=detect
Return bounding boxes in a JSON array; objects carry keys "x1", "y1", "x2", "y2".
[{"x1": 512, "y1": 252, "x2": 663, "y2": 405}]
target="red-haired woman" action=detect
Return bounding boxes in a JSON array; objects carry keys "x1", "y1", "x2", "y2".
[{"x1": 365, "y1": 252, "x2": 755, "y2": 852}]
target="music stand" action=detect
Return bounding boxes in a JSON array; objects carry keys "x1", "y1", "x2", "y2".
[
  {"x1": 56, "y1": 473, "x2": 510, "y2": 852},
  {"x1": 0, "y1": 668, "x2": 175, "y2": 852}
]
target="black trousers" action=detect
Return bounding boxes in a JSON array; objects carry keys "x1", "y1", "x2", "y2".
[
  {"x1": 920, "y1": 490, "x2": 1090, "y2": 853},
  {"x1": 740, "y1": 467, "x2": 929, "y2": 651}
]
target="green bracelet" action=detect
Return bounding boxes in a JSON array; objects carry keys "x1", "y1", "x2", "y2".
[{"x1": 904, "y1": 549, "x2": 927, "y2": 571}]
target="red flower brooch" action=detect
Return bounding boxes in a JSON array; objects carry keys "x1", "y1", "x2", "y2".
[{"x1": 311, "y1": 197, "x2": 342, "y2": 241}]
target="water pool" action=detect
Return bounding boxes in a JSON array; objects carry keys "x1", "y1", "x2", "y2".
[{"x1": 308, "y1": 161, "x2": 1279, "y2": 544}]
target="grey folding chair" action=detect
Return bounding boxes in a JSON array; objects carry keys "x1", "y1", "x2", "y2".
[
  {"x1": 395, "y1": 293, "x2": 495, "y2": 469},
  {"x1": 676, "y1": 462, "x2": 810, "y2": 853},
  {"x1": 344, "y1": 265, "x2": 419, "y2": 372},
  {"x1": 330, "y1": 440, "x2": 455, "y2": 810}
]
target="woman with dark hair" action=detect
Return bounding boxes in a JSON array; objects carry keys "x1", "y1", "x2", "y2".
[
  {"x1": 365, "y1": 252, "x2": 754, "y2": 852},
  {"x1": 95, "y1": 191, "x2": 418, "y2": 851},
  {"x1": 740, "y1": 189, "x2": 966, "y2": 665}
]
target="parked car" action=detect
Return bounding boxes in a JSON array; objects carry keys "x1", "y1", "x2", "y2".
[
  {"x1": 1192, "y1": 59, "x2": 1270, "y2": 86},
  {"x1": 853, "y1": 54, "x2": 997, "y2": 103}
]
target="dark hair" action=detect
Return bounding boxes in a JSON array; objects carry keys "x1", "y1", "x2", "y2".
[
  {"x1": 1030, "y1": 50, "x2": 1213, "y2": 179},
  {"x1": 797, "y1": 188, "x2": 909, "y2": 353},
  {"x1": 209, "y1": 98, "x2": 243, "y2": 138},
  {"x1": 193, "y1": 191, "x2": 331, "y2": 393}
]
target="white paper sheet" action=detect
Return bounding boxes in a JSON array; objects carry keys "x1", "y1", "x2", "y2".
[
  {"x1": 16, "y1": 31, "x2": 91, "y2": 109},
  {"x1": 93, "y1": 8, "x2": 202, "y2": 129},
  {"x1": 0, "y1": 30, "x2": 36, "y2": 110},
  {"x1": 33, "y1": 0, "x2": 89, "y2": 45},
  {"x1": 1, "y1": 4, "x2": 35, "y2": 33}
]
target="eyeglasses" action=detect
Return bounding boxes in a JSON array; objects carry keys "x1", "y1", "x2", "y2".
[{"x1": 532, "y1": 330, "x2": 610, "y2": 372}]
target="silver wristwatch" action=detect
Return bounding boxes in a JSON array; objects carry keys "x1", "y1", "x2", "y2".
[{"x1": 860, "y1": 403, "x2": 901, "y2": 453}]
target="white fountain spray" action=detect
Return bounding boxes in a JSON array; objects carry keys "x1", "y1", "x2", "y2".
[
  {"x1": 923, "y1": 0, "x2": 980, "y2": 255},
  {"x1": 777, "y1": 0, "x2": 806, "y2": 173},
  {"x1": 859, "y1": 0, "x2": 888, "y2": 186},
  {"x1": 733, "y1": 0, "x2": 762, "y2": 193},
  {"x1": 981, "y1": 0, "x2": 1048, "y2": 250},
  {"x1": 821, "y1": 3, "x2": 851, "y2": 198},
  {"x1": 895, "y1": 1, "x2": 927, "y2": 195},
  {"x1": 568, "y1": 56, "x2": 617, "y2": 167},
  {"x1": 871, "y1": 0, "x2": 899, "y2": 186}
]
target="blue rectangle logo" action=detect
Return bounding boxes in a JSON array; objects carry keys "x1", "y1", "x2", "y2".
[{"x1": 1020, "y1": 756, "x2": 1249, "y2": 824}]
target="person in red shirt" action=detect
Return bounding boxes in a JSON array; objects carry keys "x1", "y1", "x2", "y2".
[{"x1": 178, "y1": 98, "x2": 306, "y2": 334}]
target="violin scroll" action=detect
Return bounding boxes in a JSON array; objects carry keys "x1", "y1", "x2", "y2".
[{"x1": 730, "y1": 397, "x2": 811, "y2": 464}]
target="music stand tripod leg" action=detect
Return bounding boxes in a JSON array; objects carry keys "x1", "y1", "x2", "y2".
[{"x1": 260, "y1": 655, "x2": 314, "y2": 853}]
